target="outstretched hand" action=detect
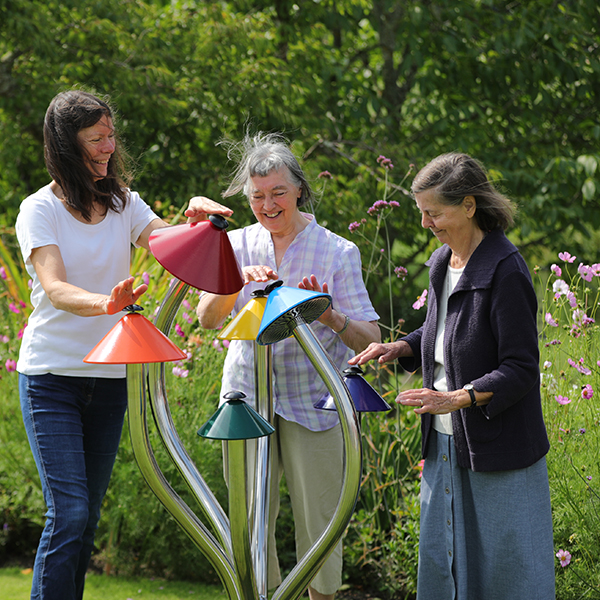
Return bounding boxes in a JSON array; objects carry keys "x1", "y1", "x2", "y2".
[
  {"x1": 185, "y1": 196, "x2": 234, "y2": 223},
  {"x1": 242, "y1": 265, "x2": 279, "y2": 285},
  {"x1": 298, "y1": 275, "x2": 332, "y2": 324},
  {"x1": 348, "y1": 340, "x2": 409, "y2": 366},
  {"x1": 106, "y1": 276, "x2": 148, "y2": 315}
]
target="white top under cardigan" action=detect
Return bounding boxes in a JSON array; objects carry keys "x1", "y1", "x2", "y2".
[
  {"x1": 432, "y1": 264, "x2": 465, "y2": 435},
  {"x1": 16, "y1": 184, "x2": 157, "y2": 378}
]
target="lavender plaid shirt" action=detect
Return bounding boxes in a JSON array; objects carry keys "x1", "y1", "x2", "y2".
[{"x1": 220, "y1": 214, "x2": 379, "y2": 432}]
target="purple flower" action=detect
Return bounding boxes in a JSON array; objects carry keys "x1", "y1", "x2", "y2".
[
  {"x1": 8, "y1": 303, "x2": 19, "y2": 314},
  {"x1": 18, "y1": 326, "x2": 26, "y2": 340},
  {"x1": 545, "y1": 313, "x2": 559, "y2": 327},
  {"x1": 394, "y1": 266, "x2": 408, "y2": 279},
  {"x1": 591, "y1": 263, "x2": 600, "y2": 277},
  {"x1": 550, "y1": 264, "x2": 562, "y2": 277},
  {"x1": 318, "y1": 171, "x2": 333, "y2": 179},
  {"x1": 182, "y1": 299, "x2": 192, "y2": 310},
  {"x1": 566, "y1": 291, "x2": 577, "y2": 308},
  {"x1": 412, "y1": 289, "x2": 428, "y2": 310},
  {"x1": 5, "y1": 359, "x2": 16, "y2": 372},
  {"x1": 182, "y1": 312, "x2": 194, "y2": 324},
  {"x1": 389, "y1": 200, "x2": 400, "y2": 208},
  {"x1": 174, "y1": 323, "x2": 185, "y2": 338},
  {"x1": 376, "y1": 155, "x2": 394, "y2": 169},
  {"x1": 556, "y1": 549, "x2": 571, "y2": 567},
  {"x1": 582, "y1": 384, "x2": 594, "y2": 399},
  {"x1": 579, "y1": 428, "x2": 586, "y2": 434},
  {"x1": 222, "y1": 339, "x2": 230, "y2": 348},
  {"x1": 142, "y1": 271, "x2": 150, "y2": 286},
  {"x1": 212, "y1": 339, "x2": 223, "y2": 352},
  {"x1": 1, "y1": 335, "x2": 8, "y2": 343},
  {"x1": 558, "y1": 252, "x2": 576, "y2": 263},
  {"x1": 0, "y1": 266, "x2": 6, "y2": 280},
  {"x1": 348, "y1": 221, "x2": 361, "y2": 232},
  {"x1": 555, "y1": 395, "x2": 571, "y2": 405},
  {"x1": 578, "y1": 263, "x2": 594, "y2": 282},
  {"x1": 587, "y1": 475, "x2": 593, "y2": 481}
]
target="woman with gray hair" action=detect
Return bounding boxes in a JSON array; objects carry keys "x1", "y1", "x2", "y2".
[
  {"x1": 351, "y1": 153, "x2": 554, "y2": 599},
  {"x1": 197, "y1": 132, "x2": 380, "y2": 600}
]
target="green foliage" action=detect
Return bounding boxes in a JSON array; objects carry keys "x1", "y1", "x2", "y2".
[{"x1": 537, "y1": 256, "x2": 600, "y2": 598}]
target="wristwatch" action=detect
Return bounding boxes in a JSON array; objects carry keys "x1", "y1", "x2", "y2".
[{"x1": 463, "y1": 383, "x2": 477, "y2": 407}]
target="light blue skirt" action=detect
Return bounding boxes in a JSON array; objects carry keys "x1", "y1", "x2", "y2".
[{"x1": 417, "y1": 431, "x2": 555, "y2": 600}]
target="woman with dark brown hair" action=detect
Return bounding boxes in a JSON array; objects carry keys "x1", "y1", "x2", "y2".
[{"x1": 16, "y1": 89, "x2": 230, "y2": 600}]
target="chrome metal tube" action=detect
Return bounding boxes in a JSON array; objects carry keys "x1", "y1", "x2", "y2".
[
  {"x1": 149, "y1": 278, "x2": 232, "y2": 554},
  {"x1": 126, "y1": 364, "x2": 241, "y2": 600},
  {"x1": 228, "y1": 440, "x2": 259, "y2": 600},
  {"x1": 272, "y1": 322, "x2": 362, "y2": 600},
  {"x1": 252, "y1": 343, "x2": 273, "y2": 600}
]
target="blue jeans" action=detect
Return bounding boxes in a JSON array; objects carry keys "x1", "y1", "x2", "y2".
[{"x1": 19, "y1": 373, "x2": 128, "y2": 600}]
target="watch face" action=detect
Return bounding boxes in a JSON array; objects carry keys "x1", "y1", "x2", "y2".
[{"x1": 464, "y1": 384, "x2": 473, "y2": 390}]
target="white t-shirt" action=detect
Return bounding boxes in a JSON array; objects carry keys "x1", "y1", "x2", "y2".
[
  {"x1": 432, "y1": 264, "x2": 464, "y2": 435},
  {"x1": 16, "y1": 184, "x2": 158, "y2": 378}
]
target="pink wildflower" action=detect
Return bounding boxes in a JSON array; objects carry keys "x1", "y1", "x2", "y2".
[
  {"x1": 1, "y1": 335, "x2": 8, "y2": 343},
  {"x1": 412, "y1": 289, "x2": 428, "y2": 310},
  {"x1": 591, "y1": 263, "x2": 600, "y2": 276},
  {"x1": 558, "y1": 252, "x2": 576, "y2": 263},
  {"x1": 212, "y1": 339, "x2": 223, "y2": 352},
  {"x1": 553, "y1": 279, "x2": 569, "y2": 296},
  {"x1": 5, "y1": 359, "x2": 16, "y2": 372},
  {"x1": 18, "y1": 326, "x2": 26, "y2": 340},
  {"x1": 578, "y1": 263, "x2": 594, "y2": 282},
  {"x1": 174, "y1": 323, "x2": 185, "y2": 337},
  {"x1": 555, "y1": 395, "x2": 571, "y2": 405},
  {"x1": 142, "y1": 271, "x2": 150, "y2": 286},
  {"x1": 318, "y1": 171, "x2": 333, "y2": 179},
  {"x1": 550, "y1": 264, "x2": 561, "y2": 277},
  {"x1": 567, "y1": 358, "x2": 592, "y2": 375},
  {"x1": 182, "y1": 299, "x2": 192, "y2": 310},
  {"x1": 545, "y1": 313, "x2": 559, "y2": 327},
  {"x1": 582, "y1": 384, "x2": 594, "y2": 399},
  {"x1": 222, "y1": 339, "x2": 230, "y2": 348},
  {"x1": 348, "y1": 221, "x2": 361, "y2": 232},
  {"x1": 566, "y1": 291, "x2": 577, "y2": 308},
  {"x1": 172, "y1": 366, "x2": 189, "y2": 378},
  {"x1": 0, "y1": 266, "x2": 6, "y2": 280},
  {"x1": 389, "y1": 200, "x2": 400, "y2": 208},
  {"x1": 394, "y1": 266, "x2": 408, "y2": 279},
  {"x1": 8, "y1": 303, "x2": 19, "y2": 314},
  {"x1": 556, "y1": 549, "x2": 571, "y2": 567}
]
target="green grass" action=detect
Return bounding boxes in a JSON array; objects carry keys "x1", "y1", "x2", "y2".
[{"x1": 0, "y1": 567, "x2": 227, "y2": 600}]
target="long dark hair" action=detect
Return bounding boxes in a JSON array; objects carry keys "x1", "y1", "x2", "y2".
[
  {"x1": 411, "y1": 153, "x2": 516, "y2": 231},
  {"x1": 43, "y1": 90, "x2": 132, "y2": 222}
]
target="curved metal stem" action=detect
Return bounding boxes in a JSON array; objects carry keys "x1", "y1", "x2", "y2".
[
  {"x1": 149, "y1": 279, "x2": 232, "y2": 554},
  {"x1": 126, "y1": 364, "x2": 241, "y2": 600},
  {"x1": 272, "y1": 322, "x2": 362, "y2": 600}
]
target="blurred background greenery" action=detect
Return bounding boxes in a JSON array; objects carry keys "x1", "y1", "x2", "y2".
[{"x1": 1, "y1": 1, "x2": 600, "y2": 598}]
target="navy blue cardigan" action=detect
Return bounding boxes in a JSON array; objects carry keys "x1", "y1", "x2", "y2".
[{"x1": 399, "y1": 229, "x2": 549, "y2": 472}]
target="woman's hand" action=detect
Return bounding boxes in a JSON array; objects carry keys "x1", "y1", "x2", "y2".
[
  {"x1": 105, "y1": 276, "x2": 148, "y2": 315},
  {"x1": 349, "y1": 340, "x2": 412, "y2": 366},
  {"x1": 185, "y1": 196, "x2": 233, "y2": 223},
  {"x1": 397, "y1": 388, "x2": 476, "y2": 414},
  {"x1": 242, "y1": 265, "x2": 279, "y2": 285},
  {"x1": 298, "y1": 274, "x2": 333, "y2": 325}
]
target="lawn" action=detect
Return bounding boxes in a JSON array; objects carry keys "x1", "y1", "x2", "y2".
[{"x1": 0, "y1": 567, "x2": 227, "y2": 600}]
